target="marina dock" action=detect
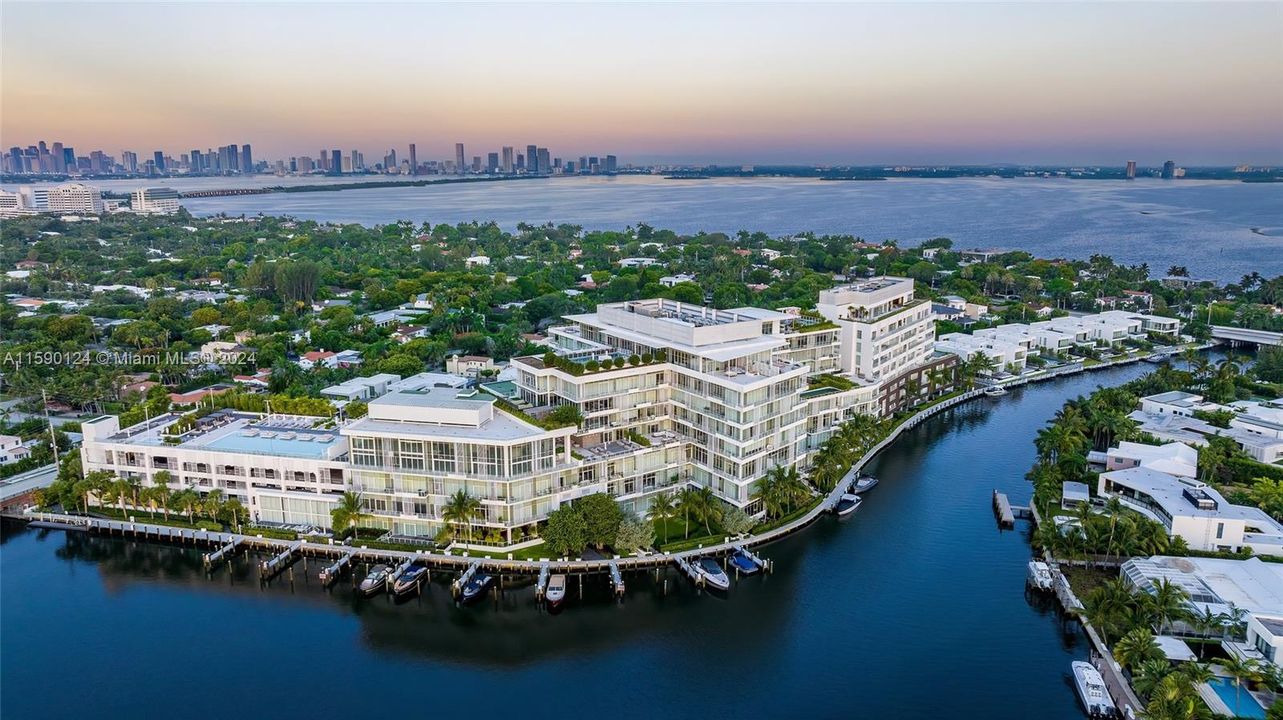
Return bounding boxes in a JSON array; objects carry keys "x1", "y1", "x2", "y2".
[
  {"x1": 258, "y1": 541, "x2": 302, "y2": 580},
  {"x1": 203, "y1": 537, "x2": 244, "y2": 569},
  {"x1": 608, "y1": 561, "x2": 625, "y2": 598},
  {"x1": 992, "y1": 490, "x2": 1015, "y2": 528},
  {"x1": 318, "y1": 549, "x2": 357, "y2": 587}
]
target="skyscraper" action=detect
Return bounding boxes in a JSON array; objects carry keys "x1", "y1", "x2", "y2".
[
  {"x1": 241, "y1": 144, "x2": 253, "y2": 174},
  {"x1": 526, "y1": 144, "x2": 538, "y2": 173},
  {"x1": 1161, "y1": 160, "x2": 1176, "y2": 179},
  {"x1": 537, "y1": 147, "x2": 550, "y2": 175},
  {"x1": 605, "y1": 155, "x2": 618, "y2": 173},
  {"x1": 487, "y1": 152, "x2": 499, "y2": 173},
  {"x1": 455, "y1": 143, "x2": 466, "y2": 174},
  {"x1": 51, "y1": 142, "x2": 65, "y2": 173},
  {"x1": 331, "y1": 150, "x2": 343, "y2": 174},
  {"x1": 501, "y1": 146, "x2": 514, "y2": 173},
  {"x1": 153, "y1": 151, "x2": 165, "y2": 171},
  {"x1": 408, "y1": 144, "x2": 417, "y2": 175},
  {"x1": 351, "y1": 149, "x2": 362, "y2": 172},
  {"x1": 1125, "y1": 160, "x2": 1136, "y2": 179},
  {"x1": 123, "y1": 151, "x2": 139, "y2": 173}
]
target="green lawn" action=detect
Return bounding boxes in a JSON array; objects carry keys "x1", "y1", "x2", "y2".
[
  {"x1": 89, "y1": 506, "x2": 219, "y2": 531},
  {"x1": 460, "y1": 541, "x2": 553, "y2": 561},
  {"x1": 652, "y1": 515, "x2": 721, "y2": 546}
]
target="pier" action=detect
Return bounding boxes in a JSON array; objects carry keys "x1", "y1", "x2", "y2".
[
  {"x1": 992, "y1": 490, "x2": 1015, "y2": 528},
  {"x1": 732, "y1": 544, "x2": 772, "y2": 573},
  {"x1": 673, "y1": 556, "x2": 703, "y2": 588}
]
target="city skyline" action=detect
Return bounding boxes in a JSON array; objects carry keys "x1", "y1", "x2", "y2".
[{"x1": 3, "y1": 3, "x2": 1281, "y2": 166}]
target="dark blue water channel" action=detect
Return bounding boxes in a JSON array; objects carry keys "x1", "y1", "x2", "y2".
[{"x1": 2, "y1": 360, "x2": 1169, "y2": 719}]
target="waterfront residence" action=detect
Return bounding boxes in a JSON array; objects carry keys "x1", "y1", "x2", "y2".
[
  {"x1": 341, "y1": 387, "x2": 578, "y2": 541},
  {"x1": 934, "y1": 332, "x2": 1028, "y2": 374},
  {"x1": 1104, "y1": 440, "x2": 1198, "y2": 478},
  {"x1": 1132, "y1": 392, "x2": 1283, "y2": 465},
  {"x1": 1098, "y1": 465, "x2": 1283, "y2": 555},
  {"x1": 1121, "y1": 555, "x2": 1283, "y2": 669},
  {"x1": 81, "y1": 411, "x2": 349, "y2": 528},
  {"x1": 80, "y1": 290, "x2": 948, "y2": 544}
]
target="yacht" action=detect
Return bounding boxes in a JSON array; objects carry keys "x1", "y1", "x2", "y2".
[
  {"x1": 545, "y1": 574, "x2": 567, "y2": 608},
  {"x1": 1071, "y1": 661, "x2": 1119, "y2": 718},
  {"x1": 694, "y1": 557, "x2": 730, "y2": 591},
  {"x1": 1026, "y1": 560, "x2": 1054, "y2": 591},
  {"x1": 359, "y1": 564, "x2": 391, "y2": 597},
  {"x1": 834, "y1": 493, "x2": 863, "y2": 517},
  {"x1": 391, "y1": 564, "x2": 429, "y2": 596}
]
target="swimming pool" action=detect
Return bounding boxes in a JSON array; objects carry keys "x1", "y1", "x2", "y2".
[
  {"x1": 1207, "y1": 677, "x2": 1266, "y2": 720},
  {"x1": 200, "y1": 431, "x2": 337, "y2": 459}
]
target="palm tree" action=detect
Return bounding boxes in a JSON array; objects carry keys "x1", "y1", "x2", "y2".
[
  {"x1": 1145, "y1": 578, "x2": 1192, "y2": 633},
  {"x1": 690, "y1": 486, "x2": 722, "y2": 535},
  {"x1": 203, "y1": 489, "x2": 225, "y2": 524},
  {"x1": 330, "y1": 491, "x2": 370, "y2": 536},
  {"x1": 752, "y1": 471, "x2": 783, "y2": 520},
  {"x1": 441, "y1": 489, "x2": 481, "y2": 543},
  {"x1": 1114, "y1": 628, "x2": 1164, "y2": 671},
  {"x1": 152, "y1": 470, "x2": 173, "y2": 519},
  {"x1": 1132, "y1": 658, "x2": 1173, "y2": 700},
  {"x1": 675, "y1": 486, "x2": 700, "y2": 539},
  {"x1": 111, "y1": 478, "x2": 132, "y2": 515},
  {"x1": 646, "y1": 491, "x2": 676, "y2": 535}
]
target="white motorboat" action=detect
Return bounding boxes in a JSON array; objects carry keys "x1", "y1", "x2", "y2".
[
  {"x1": 1026, "y1": 560, "x2": 1054, "y2": 591},
  {"x1": 834, "y1": 493, "x2": 862, "y2": 517},
  {"x1": 545, "y1": 574, "x2": 567, "y2": 608},
  {"x1": 853, "y1": 475, "x2": 879, "y2": 494},
  {"x1": 694, "y1": 557, "x2": 730, "y2": 591},
  {"x1": 1071, "y1": 661, "x2": 1119, "y2": 718},
  {"x1": 983, "y1": 386, "x2": 1008, "y2": 398}
]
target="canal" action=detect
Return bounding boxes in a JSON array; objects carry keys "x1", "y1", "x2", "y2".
[{"x1": 1, "y1": 360, "x2": 1169, "y2": 719}]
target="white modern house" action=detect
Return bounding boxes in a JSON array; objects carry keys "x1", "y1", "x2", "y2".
[
  {"x1": 1105, "y1": 441, "x2": 1198, "y2": 478},
  {"x1": 1133, "y1": 392, "x2": 1283, "y2": 465},
  {"x1": 934, "y1": 332, "x2": 1027, "y2": 373},
  {"x1": 1098, "y1": 465, "x2": 1283, "y2": 555}
]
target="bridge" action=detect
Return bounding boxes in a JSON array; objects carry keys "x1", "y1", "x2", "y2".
[{"x1": 1211, "y1": 325, "x2": 1283, "y2": 347}]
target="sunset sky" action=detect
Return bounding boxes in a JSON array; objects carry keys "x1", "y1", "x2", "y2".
[{"x1": 3, "y1": 2, "x2": 1281, "y2": 165}]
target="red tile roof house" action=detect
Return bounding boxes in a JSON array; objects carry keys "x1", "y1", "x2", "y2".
[
  {"x1": 168, "y1": 385, "x2": 234, "y2": 406},
  {"x1": 233, "y1": 368, "x2": 273, "y2": 388},
  {"x1": 298, "y1": 350, "x2": 338, "y2": 370}
]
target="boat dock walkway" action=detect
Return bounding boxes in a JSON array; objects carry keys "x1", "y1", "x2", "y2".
[
  {"x1": 993, "y1": 490, "x2": 1016, "y2": 528},
  {"x1": 203, "y1": 537, "x2": 244, "y2": 568},
  {"x1": 259, "y1": 541, "x2": 303, "y2": 579},
  {"x1": 535, "y1": 562, "x2": 550, "y2": 601},
  {"x1": 318, "y1": 549, "x2": 357, "y2": 587},
  {"x1": 608, "y1": 561, "x2": 625, "y2": 597},
  {"x1": 673, "y1": 556, "x2": 703, "y2": 587}
]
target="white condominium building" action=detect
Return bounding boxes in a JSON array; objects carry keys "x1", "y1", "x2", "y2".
[
  {"x1": 81, "y1": 411, "x2": 349, "y2": 528},
  {"x1": 934, "y1": 332, "x2": 1028, "y2": 373},
  {"x1": 816, "y1": 277, "x2": 935, "y2": 383},
  {"x1": 130, "y1": 187, "x2": 181, "y2": 214},
  {"x1": 341, "y1": 387, "x2": 580, "y2": 541},
  {"x1": 44, "y1": 183, "x2": 104, "y2": 214}
]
